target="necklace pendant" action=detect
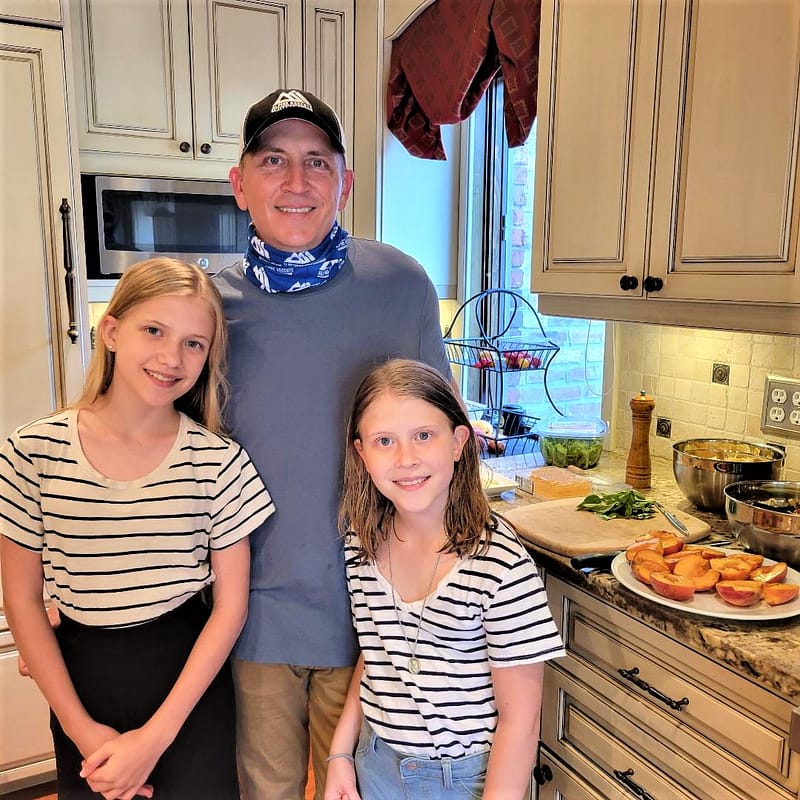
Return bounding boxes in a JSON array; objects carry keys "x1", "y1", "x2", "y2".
[{"x1": 408, "y1": 656, "x2": 421, "y2": 674}]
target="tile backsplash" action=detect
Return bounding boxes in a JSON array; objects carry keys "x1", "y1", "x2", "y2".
[{"x1": 611, "y1": 322, "x2": 800, "y2": 480}]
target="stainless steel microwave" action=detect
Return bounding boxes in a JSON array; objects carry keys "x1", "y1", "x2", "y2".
[{"x1": 82, "y1": 175, "x2": 250, "y2": 279}]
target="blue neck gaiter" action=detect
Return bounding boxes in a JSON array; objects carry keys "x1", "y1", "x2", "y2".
[{"x1": 243, "y1": 222, "x2": 350, "y2": 294}]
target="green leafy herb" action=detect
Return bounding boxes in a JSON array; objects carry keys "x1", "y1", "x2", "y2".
[
  {"x1": 576, "y1": 489, "x2": 657, "y2": 520},
  {"x1": 540, "y1": 436, "x2": 603, "y2": 469}
]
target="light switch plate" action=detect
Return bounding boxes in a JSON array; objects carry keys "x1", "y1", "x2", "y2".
[{"x1": 761, "y1": 375, "x2": 800, "y2": 438}]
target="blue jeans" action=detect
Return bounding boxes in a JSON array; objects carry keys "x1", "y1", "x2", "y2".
[{"x1": 355, "y1": 721, "x2": 488, "y2": 800}]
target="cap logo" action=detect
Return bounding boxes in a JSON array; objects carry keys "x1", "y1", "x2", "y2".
[{"x1": 270, "y1": 90, "x2": 313, "y2": 114}]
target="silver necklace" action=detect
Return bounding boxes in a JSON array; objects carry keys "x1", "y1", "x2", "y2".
[{"x1": 386, "y1": 530, "x2": 442, "y2": 675}]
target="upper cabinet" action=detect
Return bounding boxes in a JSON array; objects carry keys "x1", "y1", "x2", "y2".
[
  {"x1": 533, "y1": 0, "x2": 800, "y2": 334},
  {"x1": 70, "y1": 0, "x2": 353, "y2": 189},
  {"x1": 0, "y1": 20, "x2": 88, "y2": 443}
]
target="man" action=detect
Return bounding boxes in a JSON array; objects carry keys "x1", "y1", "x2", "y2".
[{"x1": 213, "y1": 89, "x2": 453, "y2": 800}]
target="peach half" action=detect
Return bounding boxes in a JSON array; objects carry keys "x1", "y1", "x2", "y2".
[
  {"x1": 749, "y1": 563, "x2": 788, "y2": 584},
  {"x1": 762, "y1": 583, "x2": 800, "y2": 606},
  {"x1": 637, "y1": 529, "x2": 684, "y2": 556},
  {"x1": 625, "y1": 538, "x2": 663, "y2": 562},
  {"x1": 630, "y1": 552, "x2": 670, "y2": 585},
  {"x1": 715, "y1": 580, "x2": 763, "y2": 607},
  {"x1": 689, "y1": 569, "x2": 720, "y2": 593},
  {"x1": 649, "y1": 571, "x2": 696, "y2": 602},
  {"x1": 672, "y1": 554, "x2": 711, "y2": 580},
  {"x1": 708, "y1": 558, "x2": 754, "y2": 581}
]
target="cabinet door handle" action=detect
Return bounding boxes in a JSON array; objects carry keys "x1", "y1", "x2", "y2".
[
  {"x1": 643, "y1": 276, "x2": 664, "y2": 293},
  {"x1": 619, "y1": 275, "x2": 639, "y2": 291},
  {"x1": 618, "y1": 667, "x2": 689, "y2": 711},
  {"x1": 200, "y1": 142, "x2": 212, "y2": 155},
  {"x1": 179, "y1": 141, "x2": 191, "y2": 153},
  {"x1": 613, "y1": 768, "x2": 657, "y2": 800},
  {"x1": 59, "y1": 198, "x2": 79, "y2": 344}
]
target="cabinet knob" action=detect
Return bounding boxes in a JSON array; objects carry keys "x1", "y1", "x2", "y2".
[
  {"x1": 179, "y1": 141, "x2": 191, "y2": 153},
  {"x1": 619, "y1": 275, "x2": 639, "y2": 291},
  {"x1": 200, "y1": 142, "x2": 212, "y2": 155},
  {"x1": 532, "y1": 764, "x2": 553, "y2": 785},
  {"x1": 643, "y1": 276, "x2": 664, "y2": 293}
]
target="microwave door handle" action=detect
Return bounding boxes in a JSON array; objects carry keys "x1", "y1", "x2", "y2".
[{"x1": 59, "y1": 198, "x2": 79, "y2": 344}]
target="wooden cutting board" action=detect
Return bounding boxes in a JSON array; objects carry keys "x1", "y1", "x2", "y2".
[{"x1": 503, "y1": 498, "x2": 712, "y2": 556}]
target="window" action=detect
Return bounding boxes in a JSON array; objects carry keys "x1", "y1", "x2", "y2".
[{"x1": 459, "y1": 80, "x2": 607, "y2": 428}]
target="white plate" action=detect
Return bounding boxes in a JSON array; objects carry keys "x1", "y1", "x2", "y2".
[
  {"x1": 479, "y1": 463, "x2": 517, "y2": 496},
  {"x1": 611, "y1": 550, "x2": 800, "y2": 621}
]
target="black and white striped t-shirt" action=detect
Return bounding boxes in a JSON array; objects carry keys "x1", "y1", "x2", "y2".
[
  {"x1": 345, "y1": 519, "x2": 565, "y2": 758},
  {"x1": 0, "y1": 409, "x2": 274, "y2": 627}
]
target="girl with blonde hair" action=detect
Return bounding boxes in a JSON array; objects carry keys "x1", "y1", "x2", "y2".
[{"x1": 1, "y1": 258, "x2": 273, "y2": 799}]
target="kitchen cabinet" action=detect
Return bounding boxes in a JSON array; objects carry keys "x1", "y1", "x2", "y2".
[
  {"x1": 0, "y1": 15, "x2": 86, "y2": 790},
  {"x1": 0, "y1": 20, "x2": 88, "y2": 452},
  {"x1": 532, "y1": 0, "x2": 800, "y2": 334},
  {"x1": 537, "y1": 576, "x2": 800, "y2": 799},
  {"x1": 0, "y1": 619, "x2": 55, "y2": 793},
  {"x1": 69, "y1": 0, "x2": 354, "y2": 188},
  {"x1": 0, "y1": 0, "x2": 61, "y2": 23}
]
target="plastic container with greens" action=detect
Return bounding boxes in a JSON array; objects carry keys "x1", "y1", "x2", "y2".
[{"x1": 537, "y1": 417, "x2": 608, "y2": 469}]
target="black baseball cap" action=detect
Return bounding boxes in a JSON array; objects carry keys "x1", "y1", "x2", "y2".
[{"x1": 240, "y1": 89, "x2": 346, "y2": 157}]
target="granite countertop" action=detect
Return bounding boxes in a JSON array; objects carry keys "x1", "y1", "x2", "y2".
[{"x1": 485, "y1": 450, "x2": 800, "y2": 705}]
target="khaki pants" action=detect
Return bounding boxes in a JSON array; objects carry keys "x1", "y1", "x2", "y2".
[{"x1": 233, "y1": 659, "x2": 354, "y2": 800}]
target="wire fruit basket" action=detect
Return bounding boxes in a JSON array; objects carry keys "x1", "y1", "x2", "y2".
[{"x1": 443, "y1": 289, "x2": 562, "y2": 458}]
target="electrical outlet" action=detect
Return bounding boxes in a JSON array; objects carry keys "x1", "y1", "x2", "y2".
[{"x1": 762, "y1": 375, "x2": 800, "y2": 438}]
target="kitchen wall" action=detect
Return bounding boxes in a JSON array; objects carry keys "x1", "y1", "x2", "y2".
[{"x1": 612, "y1": 323, "x2": 800, "y2": 480}]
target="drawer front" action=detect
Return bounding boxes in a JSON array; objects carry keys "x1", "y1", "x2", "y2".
[
  {"x1": 547, "y1": 576, "x2": 799, "y2": 792},
  {"x1": 543, "y1": 664, "x2": 793, "y2": 800},
  {"x1": 535, "y1": 747, "x2": 630, "y2": 800}
]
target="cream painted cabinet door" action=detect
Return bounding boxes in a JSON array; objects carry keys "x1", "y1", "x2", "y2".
[
  {"x1": 534, "y1": 0, "x2": 800, "y2": 312},
  {"x1": 0, "y1": 22, "x2": 87, "y2": 441},
  {"x1": 71, "y1": 0, "x2": 194, "y2": 160},
  {"x1": 0, "y1": 0, "x2": 60, "y2": 23},
  {"x1": 303, "y1": 0, "x2": 354, "y2": 232},
  {"x1": 533, "y1": 0, "x2": 661, "y2": 297},
  {"x1": 649, "y1": 0, "x2": 800, "y2": 304},
  {"x1": 190, "y1": 0, "x2": 303, "y2": 165}
]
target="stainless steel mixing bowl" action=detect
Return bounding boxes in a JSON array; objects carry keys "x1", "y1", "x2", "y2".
[
  {"x1": 672, "y1": 439, "x2": 785, "y2": 512},
  {"x1": 724, "y1": 480, "x2": 800, "y2": 567}
]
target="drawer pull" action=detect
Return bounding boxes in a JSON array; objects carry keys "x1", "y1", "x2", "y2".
[
  {"x1": 618, "y1": 667, "x2": 689, "y2": 711},
  {"x1": 613, "y1": 768, "x2": 657, "y2": 800}
]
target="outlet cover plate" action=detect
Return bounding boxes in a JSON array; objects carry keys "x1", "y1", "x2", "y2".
[{"x1": 762, "y1": 375, "x2": 800, "y2": 438}]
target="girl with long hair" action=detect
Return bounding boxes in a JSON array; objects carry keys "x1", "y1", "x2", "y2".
[{"x1": 325, "y1": 359, "x2": 564, "y2": 800}]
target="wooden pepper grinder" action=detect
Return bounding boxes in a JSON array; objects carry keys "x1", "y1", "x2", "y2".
[{"x1": 626, "y1": 390, "x2": 656, "y2": 488}]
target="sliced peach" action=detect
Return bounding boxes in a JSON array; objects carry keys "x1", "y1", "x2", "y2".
[
  {"x1": 762, "y1": 583, "x2": 800, "y2": 606},
  {"x1": 689, "y1": 569, "x2": 720, "y2": 593},
  {"x1": 649, "y1": 571, "x2": 696, "y2": 601},
  {"x1": 663, "y1": 550, "x2": 702, "y2": 569},
  {"x1": 637, "y1": 529, "x2": 684, "y2": 556},
  {"x1": 625, "y1": 538, "x2": 663, "y2": 562},
  {"x1": 630, "y1": 553, "x2": 670, "y2": 585},
  {"x1": 708, "y1": 558, "x2": 754, "y2": 581},
  {"x1": 736, "y1": 553, "x2": 765, "y2": 569},
  {"x1": 697, "y1": 546, "x2": 729, "y2": 560},
  {"x1": 749, "y1": 562, "x2": 788, "y2": 584},
  {"x1": 672, "y1": 554, "x2": 711, "y2": 579},
  {"x1": 715, "y1": 580, "x2": 763, "y2": 607}
]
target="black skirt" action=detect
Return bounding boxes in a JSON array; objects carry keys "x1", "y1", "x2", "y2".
[{"x1": 51, "y1": 593, "x2": 239, "y2": 800}]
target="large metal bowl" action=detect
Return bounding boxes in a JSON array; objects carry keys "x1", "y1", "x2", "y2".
[
  {"x1": 672, "y1": 439, "x2": 785, "y2": 512},
  {"x1": 724, "y1": 480, "x2": 800, "y2": 567}
]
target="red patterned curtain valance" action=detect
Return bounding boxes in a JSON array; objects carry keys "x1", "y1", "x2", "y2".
[{"x1": 387, "y1": 0, "x2": 542, "y2": 160}]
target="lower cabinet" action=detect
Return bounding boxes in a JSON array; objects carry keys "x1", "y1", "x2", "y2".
[
  {"x1": 537, "y1": 576, "x2": 799, "y2": 800},
  {"x1": 0, "y1": 627, "x2": 55, "y2": 793}
]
